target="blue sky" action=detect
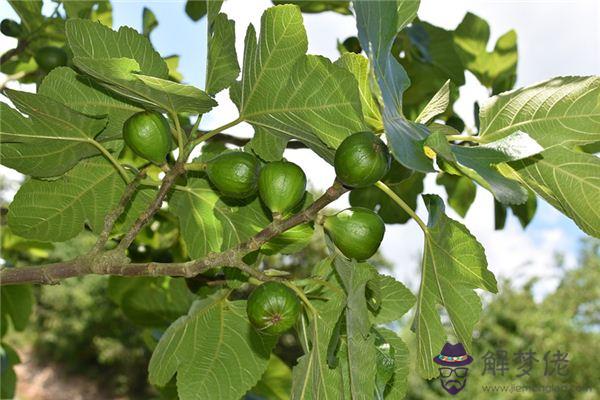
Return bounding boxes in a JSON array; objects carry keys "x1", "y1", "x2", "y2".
[{"x1": 1, "y1": 0, "x2": 598, "y2": 296}]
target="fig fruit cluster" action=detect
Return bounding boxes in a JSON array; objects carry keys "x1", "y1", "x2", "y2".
[
  {"x1": 327, "y1": 131, "x2": 391, "y2": 260},
  {"x1": 206, "y1": 154, "x2": 307, "y2": 216},
  {"x1": 246, "y1": 282, "x2": 301, "y2": 335}
]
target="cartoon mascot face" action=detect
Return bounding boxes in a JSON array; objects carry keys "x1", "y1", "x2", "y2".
[{"x1": 433, "y1": 343, "x2": 473, "y2": 395}]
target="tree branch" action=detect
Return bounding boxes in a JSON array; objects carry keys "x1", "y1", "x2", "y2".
[
  {"x1": 92, "y1": 168, "x2": 148, "y2": 253},
  {"x1": 0, "y1": 41, "x2": 28, "y2": 66},
  {"x1": 1, "y1": 181, "x2": 348, "y2": 286},
  {"x1": 116, "y1": 162, "x2": 186, "y2": 252}
]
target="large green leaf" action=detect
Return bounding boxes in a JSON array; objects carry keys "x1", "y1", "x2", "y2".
[
  {"x1": 38, "y1": 67, "x2": 143, "y2": 141},
  {"x1": 231, "y1": 5, "x2": 365, "y2": 162},
  {"x1": 335, "y1": 53, "x2": 383, "y2": 130},
  {"x1": 120, "y1": 277, "x2": 195, "y2": 327},
  {"x1": 0, "y1": 285, "x2": 34, "y2": 332},
  {"x1": 376, "y1": 328, "x2": 410, "y2": 399},
  {"x1": 8, "y1": 157, "x2": 155, "y2": 242},
  {"x1": 436, "y1": 173, "x2": 477, "y2": 218},
  {"x1": 509, "y1": 146, "x2": 600, "y2": 238},
  {"x1": 454, "y1": 12, "x2": 517, "y2": 91},
  {"x1": 0, "y1": 90, "x2": 106, "y2": 178},
  {"x1": 450, "y1": 131, "x2": 543, "y2": 204},
  {"x1": 148, "y1": 293, "x2": 277, "y2": 400},
  {"x1": 246, "y1": 126, "x2": 288, "y2": 162},
  {"x1": 273, "y1": 0, "x2": 351, "y2": 15},
  {"x1": 66, "y1": 18, "x2": 168, "y2": 78},
  {"x1": 73, "y1": 57, "x2": 216, "y2": 114},
  {"x1": 333, "y1": 258, "x2": 377, "y2": 398},
  {"x1": 370, "y1": 274, "x2": 415, "y2": 325},
  {"x1": 291, "y1": 293, "x2": 346, "y2": 400},
  {"x1": 170, "y1": 177, "x2": 269, "y2": 259},
  {"x1": 414, "y1": 195, "x2": 497, "y2": 379},
  {"x1": 479, "y1": 76, "x2": 600, "y2": 147},
  {"x1": 415, "y1": 80, "x2": 451, "y2": 124},
  {"x1": 355, "y1": 0, "x2": 434, "y2": 173},
  {"x1": 251, "y1": 354, "x2": 292, "y2": 400},
  {"x1": 400, "y1": 21, "x2": 465, "y2": 116},
  {"x1": 205, "y1": 11, "x2": 239, "y2": 95}
]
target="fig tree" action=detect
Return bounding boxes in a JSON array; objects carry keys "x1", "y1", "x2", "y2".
[
  {"x1": 258, "y1": 160, "x2": 306, "y2": 214},
  {"x1": 1, "y1": 19, "x2": 22, "y2": 38},
  {"x1": 34, "y1": 46, "x2": 68, "y2": 72},
  {"x1": 122, "y1": 111, "x2": 172, "y2": 164},
  {"x1": 246, "y1": 282, "x2": 301, "y2": 335},
  {"x1": 206, "y1": 152, "x2": 260, "y2": 199},
  {"x1": 334, "y1": 131, "x2": 391, "y2": 188},
  {"x1": 324, "y1": 207, "x2": 385, "y2": 261}
]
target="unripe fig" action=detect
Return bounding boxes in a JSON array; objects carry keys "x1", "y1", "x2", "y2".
[
  {"x1": 258, "y1": 160, "x2": 306, "y2": 214},
  {"x1": 206, "y1": 152, "x2": 260, "y2": 199},
  {"x1": 246, "y1": 282, "x2": 301, "y2": 335},
  {"x1": 1, "y1": 19, "x2": 22, "y2": 38},
  {"x1": 324, "y1": 207, "x2": 385, "y2": 261},
  {"x1": 122, "y1": 111, "x2": 172, "y2": 164},
  {"x1": 342, "y1": 36, "x2": 362, "y2": 54},
  {"x1": 34, "y1": 46, "x2": 68, "y2": 72},
  {"x1": 334, "y1": 132, "x2": 391, "y2": 188}
]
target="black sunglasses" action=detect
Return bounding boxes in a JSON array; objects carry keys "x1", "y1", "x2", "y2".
[{"x1": 439, "y1": 367, "x2": 469, "y2": 378}]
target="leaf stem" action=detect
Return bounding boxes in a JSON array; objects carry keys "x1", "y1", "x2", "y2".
[
  {"x1": 446, "y1": 135, "x2": 481, "y2": 143},
  {"x1": 284, "y1": 281, "x2": 319, "y2": 316},
  {"x1": 188, "y1": 117, "x2": 243, "y2": 150},
  {"x1": 91, "y1": 140, "x2": 129, "y2": 183},
  {"x1": 184, "y1": 162, "x2": 207, "y2": 172},
  {"x1": 189, "y1": 114, "x2": 203, "y2": 137},
  {"x1": 170, "y1": 112, "x2": 186, "y2": 162},
  {"x1": 375, "y1": 181, "x2": 428, "y2": 232}
]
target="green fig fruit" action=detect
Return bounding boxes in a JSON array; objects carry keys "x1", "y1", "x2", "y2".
[
  {"x1": 342, "y1": 36, "x2": 362, "y2": 54},
  {"x1": 334, "y1": 132, "x2": 391, "y2": 188},
  {"x1": 246, "y1": 282, "x2": 301, "y2": 335},
  {"x1": 206, "y1": 152, "x2": 260, "y2": 199},
  {"x1": 324, "y1": 207, "x2": 385, "y2": 261},
  {"x1": 1, "y1": 19, "x2": 22, "y2": 38},
  {"x1": 34, "y1": 46, "x2": 68, "y2": 72},
  {"x1": 123, "y1": 111, "x2": 172, "y2": 164},
  {"x1": 258, "y1": 160, "x2": 307, "y2": 214}
]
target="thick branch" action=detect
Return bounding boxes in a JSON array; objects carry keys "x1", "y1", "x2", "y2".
[{"x1": 0, "y1": 181, "x2": 348, "y2": 286}]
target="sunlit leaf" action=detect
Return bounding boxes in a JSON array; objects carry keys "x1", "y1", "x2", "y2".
[
  {"x1": 149, "y1": 292, "x2": 277, "y2": 400},
  {"x1": 414, "y1": 195, "x2": 497, "y2": 379},
  {"x1": 355, "y1": 0, "x2": 434, "y2": 172}
]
